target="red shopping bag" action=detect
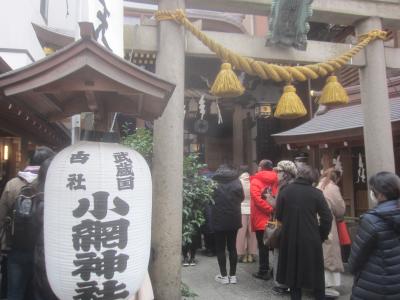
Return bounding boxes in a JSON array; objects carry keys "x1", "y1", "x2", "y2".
[{"x1": 337, "y1": 221, "x2": 351, "y2": 246}]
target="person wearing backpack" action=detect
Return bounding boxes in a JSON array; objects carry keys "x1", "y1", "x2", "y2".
[
  {"x1": 348, "y1": 172, "x2": 400, "y2": 300},
  {"x1": 0, "y1": 146, "x2": 54, "y2": 300},
  {"x1": 32, "y1": 156, "x2": 58, "y2": 300},
  {"x1": 250, "y1": 159, "x2": 278, "y2": 281}
]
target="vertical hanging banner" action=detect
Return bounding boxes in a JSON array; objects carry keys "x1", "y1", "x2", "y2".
[
  {"x1": 45, "y1": 141, "x2": 152, "y2": 299},
  {"x1": 77, "y1": 0, "x2": 123, "y2": 57}
]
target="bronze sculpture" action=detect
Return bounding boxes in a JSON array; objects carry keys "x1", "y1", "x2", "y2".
[{"x1": 266, "y1": 0, "x2": 313, "y2": 51}]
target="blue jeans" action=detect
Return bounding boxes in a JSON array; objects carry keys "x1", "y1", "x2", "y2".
[{"x1": 7, "y1": 250, "x2": 33, "y2": 300}]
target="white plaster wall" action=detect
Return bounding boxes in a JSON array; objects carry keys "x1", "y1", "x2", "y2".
[
  {"x1": 0, "y1": 0, "x2": 46, "y2": 64},
  {"x1": 0, "y1": 0, "x2": 124, "y2": 70},
  {"x1": 47, "y1": 0, "x2": 79, "y2": 33},
  {"x1": 0, "y1": 52, "x2": 34, "y2": 70}
]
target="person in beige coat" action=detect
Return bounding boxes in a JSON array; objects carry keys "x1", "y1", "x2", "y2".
[
  {"x1": 317, "y1": 168, "x2": 346, "y2": 299},
  {"x1": 236, "y1": 168, "x2": 257, "y2": 263}
]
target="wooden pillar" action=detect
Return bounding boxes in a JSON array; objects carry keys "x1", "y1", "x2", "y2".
[
  {"x1": 20, "y1": 138, "x2": 28, "y2": 169},
  {"x1": 136, "y1": 118, "x2": 145, "y2": 128},
  {"x1": 341, "y1": 148, "x2": 355, "y2": 217},
  {"x1": 233, "y1": 104, "x2": 244, "y2": 167}
]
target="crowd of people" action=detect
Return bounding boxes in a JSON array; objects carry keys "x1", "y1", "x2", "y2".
[
  {"x1": 195, "y1": 158, "x2": 400, "y2": 300},
  {"x1": 0, "y1": 147, "x2": 399, "y2": 300}
]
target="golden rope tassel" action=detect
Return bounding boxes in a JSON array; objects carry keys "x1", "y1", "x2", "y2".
[
  {"x1": 210, "y1": 63, "x2": 245, "y2": 98},
  {"x1": 319, "y1": 75, "x2": 349, "y2": 105},
  {"x1": 274, "y1": 84, "x2": 307, "y2": 119}
]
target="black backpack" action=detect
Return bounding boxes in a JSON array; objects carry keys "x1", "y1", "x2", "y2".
[{"x1": 11, "y1": 185, "x2": 43, "y2": 251}]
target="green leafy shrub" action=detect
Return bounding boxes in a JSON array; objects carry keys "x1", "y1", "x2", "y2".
[
  {"x1": 121, "y1": 130, "x2": 215, "y2": 247},
  {"x1": 181, "y1": 282, "x2": 198, "y2": 299},
  {"x1": 182, "y1": 154, "x2": 215, "y2": 246},
  {"x1": 121, "y1": 127, "x2": 153, "y2": 165}
]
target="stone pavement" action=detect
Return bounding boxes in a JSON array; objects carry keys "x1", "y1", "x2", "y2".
[{"x1": 182, "y1": 253, "x2": 353, "y2": 300}]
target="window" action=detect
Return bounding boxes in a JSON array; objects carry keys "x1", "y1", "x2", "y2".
[{"x1": 40, "y1": 0, "x2": 49, "y2": 22}]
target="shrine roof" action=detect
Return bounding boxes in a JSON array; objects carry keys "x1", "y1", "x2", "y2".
[
  {"x1": 273, "y1": 97, "x2": 400, "y2": 145},
  {"x1": 0, "y1": 23, "x2": 175, "y2": 122}
]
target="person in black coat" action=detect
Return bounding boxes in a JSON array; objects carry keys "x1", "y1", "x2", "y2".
[
  {"x1": 349, "y1": 171, "x2": 400, "y2": 300},
  {"x1": 276, "y1": 165, "x2": 332, "y2": 300},
  {"x1": 212, "y1": 165, "x2": 244, "y2": 284}
]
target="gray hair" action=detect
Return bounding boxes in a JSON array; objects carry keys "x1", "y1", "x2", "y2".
[{"x1": 297, "y1": 165, "x2": 319, "y2": 185}]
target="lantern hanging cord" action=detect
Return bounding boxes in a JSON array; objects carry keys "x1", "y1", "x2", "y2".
[{"x1": 155, "y1": 9, "x2": 390, "y2": 83}]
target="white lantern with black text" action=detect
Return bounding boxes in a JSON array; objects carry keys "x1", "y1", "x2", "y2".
[{"x1": 44, "y1": 141, "x2": 152, "y2": 299}]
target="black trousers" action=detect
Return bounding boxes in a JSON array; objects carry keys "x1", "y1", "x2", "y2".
[
  {"x1": 205, "y1": 233, "x2": 216, "y2": 253},
  {"x1": 215, "y1": 230, "x2": 238, "y2": 277},
  {"x1": 182, "y1": 243, "x2": 197, "y2": 260},
  {"x1": 290, "y1": 287, "x2": 325, "y2": 300},
  {"x1": 256, "y1": 230, "x2": 269, "y2": 273}
]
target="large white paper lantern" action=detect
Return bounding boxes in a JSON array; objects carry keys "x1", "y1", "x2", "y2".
[{"x1": 44, "y1": 141, "x2": 152, "y2": 300}]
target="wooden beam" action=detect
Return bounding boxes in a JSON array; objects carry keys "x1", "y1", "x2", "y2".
[
  {"x1": 33, "y1": 75, "x2": 144, "y2": 96},
  {"x1": 126, "y1": 0, "x2": 400, "y2": 28},
  {"x1": 47, "y1": 112, "x2": 71, "y2": 122},
  {"x1": 137, "y1": 95, "x2": 144, "y2": 116},
  {"x1": 47, "y1": 94, "x2": 90, "y2": 120},
  {"x1": 0, "y1": 97, "x2": 67, "y2": 145},
  {"x1": 85, "y1": 91, "x2": 99, "y2": 112}
]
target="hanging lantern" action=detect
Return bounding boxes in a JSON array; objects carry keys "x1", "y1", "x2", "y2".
[
  {"x1": 44, "y1": 141, "x2": 152, "y2": 299},
  {"x1": 254, "y1": 102, "x2": 273, "y2": 119},
  {"x1": 187, "y1": 98, "x2": 198, "y2": 119},
  {"x1": 189, "y1": 143, "x2": 201, "y2": 153},
  {"x1": 188, "y1": 98, "x2": 198, "y2": 112},
  {"x1": 194, "y1": 119, "x2": 209, "y2": 134},
  {"x1": 209, "y1": 101, "x2": 219, "y2": 115}
]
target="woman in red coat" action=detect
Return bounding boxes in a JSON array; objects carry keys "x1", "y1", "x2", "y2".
[{"x1": 250, "y1": 159, "x2": 278, "y2": 280}]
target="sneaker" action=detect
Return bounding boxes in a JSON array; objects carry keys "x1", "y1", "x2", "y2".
[
  {"x1": 182, "y1": 257, "x2": 189, "y2": 267},
  {"x1": 247, "y1": 254, "x2": 254, "y2": 263},
  {"x1": 252, "y1": 271, "x2": 272, "y2": 281},
  {"x1": 325, "y1": 288, "x2": 340, "y2": 298},
  {"x1": 229, "y1": 275, "x2": 237, "y2": 284},
  {"x1": 272, "y1": 286, "x2": 290, "y2": 295},
  {"x1": 215, "y1": 274, "x2": 229, "y2": 284},
  {"x1": 189, "y1": 258, "x2": 197, "y2": 266},
  {"x1": 238, "y1": 255, "x2": 247, "y2": 263}
]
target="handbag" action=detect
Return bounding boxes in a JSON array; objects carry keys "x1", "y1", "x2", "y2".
[
  {"x1": 337, "y1": 220, "x2": 351, "y2": 246},
  {"x1": 263, "y1": 219, "x2": 281, "y2": 249},
  {"x1": 261, "y1": 186, "x2": 276, "y2": 208}
]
